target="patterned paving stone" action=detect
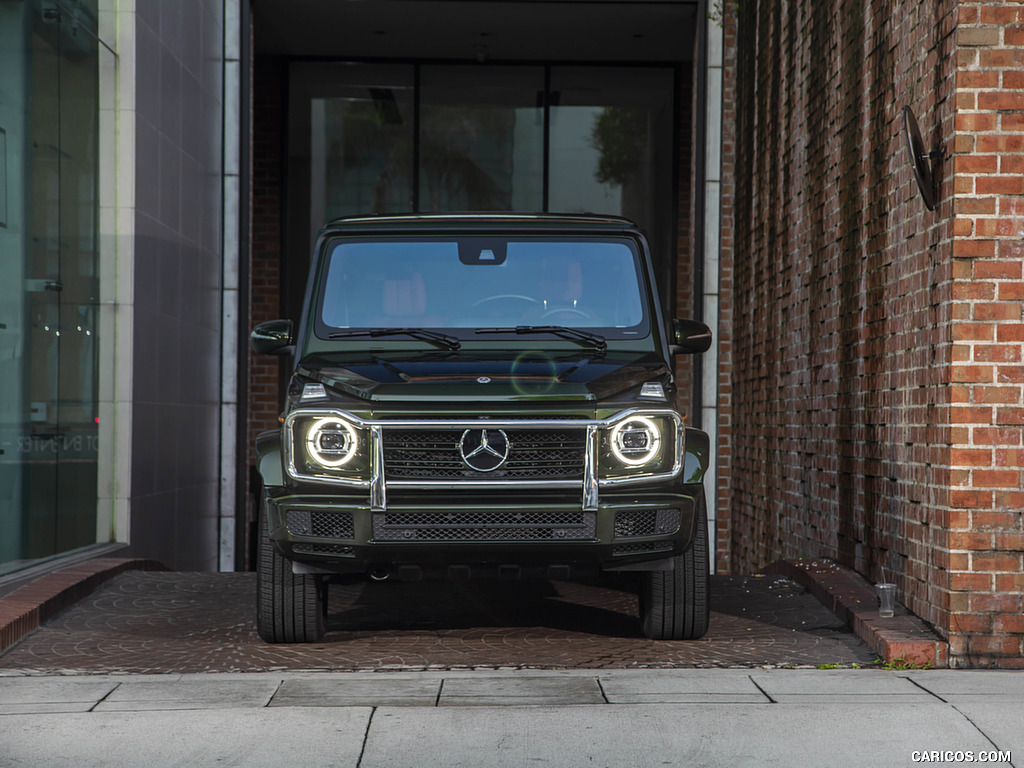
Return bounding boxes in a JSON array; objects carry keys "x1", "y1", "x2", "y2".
[{"x1": 0, "y1": 572, "x2": 876, "y2": 673}]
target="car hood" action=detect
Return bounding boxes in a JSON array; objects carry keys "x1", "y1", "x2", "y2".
[{"x1": 296, "y1": 351, "x2": 669, "y2": 403}]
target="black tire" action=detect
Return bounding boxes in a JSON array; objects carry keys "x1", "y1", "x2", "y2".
[
  {"x1": 256, "y1": 496, "x2": 327, "y2": 643},
  {"x1": 639, "y1": 493, "x2": 711, "y2": 640}
]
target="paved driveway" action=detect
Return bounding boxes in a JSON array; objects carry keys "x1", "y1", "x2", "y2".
[{"x1": 0, "y1": 572, "x2": 875, "y2": 673}]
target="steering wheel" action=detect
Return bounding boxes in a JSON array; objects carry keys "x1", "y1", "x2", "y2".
[
  {"x1": 538, "y1": 307, "x2": 595, "y2": 322},
  {"x1": 472, "y1": 294, "x2": 541, "y2": 309}
]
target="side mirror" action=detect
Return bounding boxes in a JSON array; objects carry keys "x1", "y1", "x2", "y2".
[
  {"x1": 251, "y1": 319, "x2": 294, "y2": 355},
  {"x1": 672, "y1": 318, "x2": 713, "y2": 355}
]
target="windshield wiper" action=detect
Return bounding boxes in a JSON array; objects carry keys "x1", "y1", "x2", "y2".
[
  {"x1": 328, "y1": 328, "x2": 461, "y2": 351},
  {"x1": 476, "y1": 325, "x2": 607, "y2": 354}
]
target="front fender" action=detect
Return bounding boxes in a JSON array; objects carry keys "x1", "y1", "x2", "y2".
[
  {"x1": 681, "y1": 428, "x2": 710, "y2": 485},
  {"x1": 256, "y1": 428, "x2": 285, "y2": 488}
]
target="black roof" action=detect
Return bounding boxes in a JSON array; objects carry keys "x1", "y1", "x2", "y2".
[{"x1": 320, "y1": 212, "x2": 642, "y2": 235}]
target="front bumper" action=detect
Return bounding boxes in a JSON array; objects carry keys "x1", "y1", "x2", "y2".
[{"x1": 264, "y1": 485, "x2": 703, "y2": 576}]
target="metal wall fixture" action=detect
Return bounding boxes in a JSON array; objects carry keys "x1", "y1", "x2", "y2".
[{"x1": 902, "y1": 105, "x2": 945, "y2": 212}]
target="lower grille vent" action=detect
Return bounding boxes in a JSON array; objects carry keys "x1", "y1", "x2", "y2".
[
  {"x1": 613, "y1": 508, "x2": 681, "y2": 539},
  {"x1": 292, "y1": 543, "x2": 355, "y2": 557},
  {"x1": 286, "y1": 510, "x2": 354, "y2": 539},
  {"x1": 373, "y1": 510, "x2": 596, "y2": 542},
  {"x1": 612, "y1": 542, "x2": 674, "y2": 557}
]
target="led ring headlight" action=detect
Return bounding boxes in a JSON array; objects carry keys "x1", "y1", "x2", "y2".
[
  {"x1": 306, "y1": 417, "x2": 359, "y2": 467},
  {"x1": 610, "y1": 416, "x2": 662, "y2": 466}
]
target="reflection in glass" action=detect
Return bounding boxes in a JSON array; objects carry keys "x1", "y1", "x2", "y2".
[
  {"x1": 54, "y1": 2, "x2": 100, "y2": 554},
  {"x1": 319, "y1": 238, "x2": 645, "y2": 332},
  {"x1": 310, "y1": 69, "x2": 415, "y2": 222},
  {"x1": 290, "y1": 62, "x2": 677, "y2": 331},
  {"x1": 549, "y1": 67, "x2": 674, "y2": 232},
  {"x1": 419, "y1": 66, "x2": 543, "y2": 212},
  {"x1": 0, "y1": 3, "x2": 100, "y2": 572}
]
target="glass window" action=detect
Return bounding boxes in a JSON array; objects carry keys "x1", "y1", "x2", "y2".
[
  {"x1": 288, "y1": 62, "x2": 676, "y2": 325},
  {"x1": 318, "y1": 238, "x2": 646, "y2": 335},
  {"x1": 419, "y1": 66, "x2": 544, "y2": 212},
  {"x1": 292, "y1": 63, "x2": 416, "y2": 235},
  {"x1": 548, "y1": 66, "x2": 675, "y2": 308},
  {"x1": 0, "y1": 2, "x2": 101, "y2": 573}
]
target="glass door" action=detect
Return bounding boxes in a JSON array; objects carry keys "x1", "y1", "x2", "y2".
[
  {"x1": 0, "y1": 3, "x2": 100, "y2": 571},
  {"x1": 288, "y1": 63, "x2": 416, "y2": 318},
  {"x1": 288, "y1": 61, "x2": 677, "y2": 322},
  {"x1": 52, "y1": 5, "x2": 100, "y2": 554},
  {"x1": 549, "y1": 66, "x2": 676, "y2": 316},
  {"x1": 419, "y1": 65, "x2": 544, "y2": 212}
]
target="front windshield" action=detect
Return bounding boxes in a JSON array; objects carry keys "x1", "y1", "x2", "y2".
[{"x1": 316, "y1": 237, "x2": 648, "y2": 338}]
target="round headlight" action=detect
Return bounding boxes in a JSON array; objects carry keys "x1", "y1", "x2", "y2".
[
  {"x1": 306, "y1": 417, "x2": 359, "y2": 467},
  {"x1": 610, "y1": 416, "x2": 661, "y2": 466}
]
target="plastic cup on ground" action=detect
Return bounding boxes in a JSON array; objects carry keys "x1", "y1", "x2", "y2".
[{"x1": 876, "y1": 583, "x2": 896, "y2": 618}]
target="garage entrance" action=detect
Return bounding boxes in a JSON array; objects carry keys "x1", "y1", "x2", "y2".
[
  {"x1": 245, "y1": 0, "x2": 710, "y2": 569},
  {"x1": 285, "y1": 62, "x2": 677, "y2": 319}
]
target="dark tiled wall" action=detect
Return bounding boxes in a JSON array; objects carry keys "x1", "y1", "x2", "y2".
[{"x1": 131, "y1": 0, "x2": 225, "y2": 571}]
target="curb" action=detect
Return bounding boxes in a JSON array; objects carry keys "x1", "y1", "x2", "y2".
[
  {"x1": 763, "y1": 558, "x2": 949, "y2": 668},
  {"x1": 0, "y1": 558, "x2": 167, "y2": 654}
]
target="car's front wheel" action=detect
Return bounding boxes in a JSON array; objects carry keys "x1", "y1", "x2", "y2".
[
  {"x1": 639, "y1": 493, "x2": 710, "y2": 640},
  {"x1": 256, "y1": 495, "x2": 327, "y2": 643}
]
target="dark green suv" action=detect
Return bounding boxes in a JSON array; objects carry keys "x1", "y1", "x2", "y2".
[{"x1": 251, "y1": 213, "x2": 713, "y2": 643}]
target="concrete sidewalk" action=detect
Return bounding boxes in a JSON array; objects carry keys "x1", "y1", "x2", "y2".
[{"x1": 0, "y1": 668, "x2": 1020, "y2": 767}]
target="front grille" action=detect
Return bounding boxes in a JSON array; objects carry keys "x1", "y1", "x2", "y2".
[
  {"x1": 382, "y1": 428, "x2": 586, "y2": 481},
  {"x1": 292, "y1": 543, "x2": 355, "y2": 556},
  {"x1": 372, "y1": 510, "x2": 597, "y2": 542}
]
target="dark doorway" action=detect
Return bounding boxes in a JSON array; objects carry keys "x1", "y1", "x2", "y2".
[
  {"x1": 285, "y1": 61, "x2": 677, "y2": 322},
  {"x1": 244, "y1": 0, "x2": 702, "y2": 569}
]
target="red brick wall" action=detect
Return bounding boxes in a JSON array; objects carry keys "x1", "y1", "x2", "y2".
[
  {"x1": 728, "y1": 0, "x2": 959, "y2": 638},
  {"x1": 248, "y1": 57, "x2": 286, "y2": 467},
  {"x1": 726, "y1": 0, "x2": 1024, "y2": 666},
  {"x1": 947, "y1": 3, "x2": 1024, "y2": 665}
]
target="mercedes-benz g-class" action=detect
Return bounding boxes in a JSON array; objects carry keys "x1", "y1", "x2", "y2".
[{"x1": 251, "y1": 213, "x2": 713, "y2": 642}]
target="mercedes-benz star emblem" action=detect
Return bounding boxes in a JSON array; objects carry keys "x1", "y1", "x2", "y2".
[
  {"x1": 477, "y1": 376, "x2": 491, "y2": 383},
  {"x1": 459, "y1": 428, "x2": 510, "y2": 472}
]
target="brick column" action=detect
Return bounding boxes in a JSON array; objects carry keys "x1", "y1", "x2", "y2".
[
  {"x1": 948, "y1": 5, "x2": 1024, "y2": 666},
  {"x1": 248, "y1": 57, "x2": 286, "y2": 468},
  {"x1": 716, "y1": 5, "x2": 737, "y2": 575}
]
